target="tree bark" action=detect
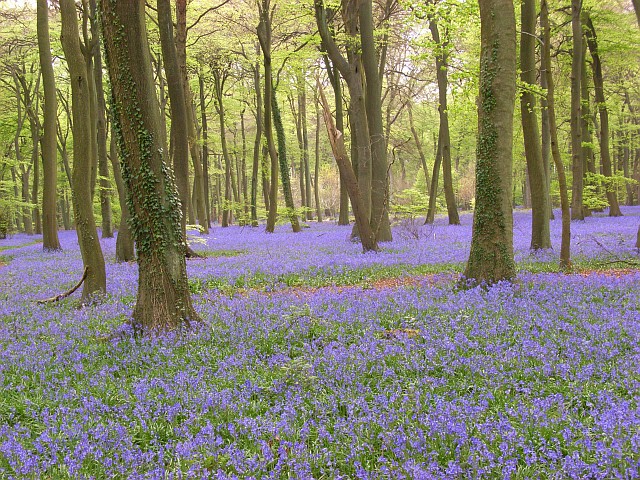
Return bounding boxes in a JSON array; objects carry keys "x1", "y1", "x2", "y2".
[
  {"x1": 110, "y1": 132, "x2": 135, "y2": 262},
  {"x1": 464, "y1": 0, "x2": 516, "y2": 285},
  {"x1": 37, "y1": 0, "x2": 61, "y2": 250},
  {"x1": 314, "y1": 93, "x2": 323, "y2": 222},
  {"x1": 250, "y1": 59, "x2": 263, "y2": 227},
  {"x1": 360, "y1": 0, "x2": 392, "y2": 241},
  {"x1": 175, "y1": 0, "x2": 208, "y2": 234},
  {"x1": 408, "y1": 103, "x2": 430, "y2": 196},
  {"x1": 584, "y1": 13, "x2": 622, "y2": 217},
  {"x1": 520, "y1": 0, "x2": 551, "y2": 248},
  {"x1": 198, "y1": 71, "x2": 211, "y2": 228},
  {"x1": 430, "y1": 19, "x2": 459, "y2": 226},
  {"x1": 102, "y1": 0, "x2": 199, "y2": 333},
  {"x1": 318, "y1": 80, "x2": 377, "y2": 252},
  {"x1": 542, "y1": 0, "x2": 571, "y2": 270},
  {"x1": 60, "y1": 0, "x2": 106, "y2": 301},
  {"x1": 570, "y1": 0, "x2": 584, "y2": 220}
]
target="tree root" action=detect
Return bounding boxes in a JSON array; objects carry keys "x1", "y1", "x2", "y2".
[{"x1": 37, "y1": 267, "x2": 88, "y2": 304}]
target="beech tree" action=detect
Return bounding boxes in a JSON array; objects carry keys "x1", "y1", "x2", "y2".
[
  {"x1": 101, "y1": 0, "x2": 199, "y2": 333},
  {"x1": 464, "y1": 0, "x2": 516, "y2": 284}
]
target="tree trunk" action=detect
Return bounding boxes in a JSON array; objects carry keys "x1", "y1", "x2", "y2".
[
  {"x1": 212, "y1": 66, "x2": 233, "y2": 227},
  {"x1": 198, "y1": 71, "x2": 212, "y2": 228},
  {"x1": 464, "y1": 0, "x2": 516, "y2": 285},
  {"x1": 570, "y1": 0, "x2": 584, "y2": 220},
  {"x1": 60, "y1": 0, "x2": 106, "y2": 301},
  {"x1": 257, "y1": 1, "x2": 279, "y2": 233},
  {"x1": 520, "y1": 0, "x2": 551, "y2": 249},
  {"x1": 29, "y1": 117, "x2": 42, "y2": 235},
  {"x1": 175, "y1": 0, "x2": 208, "y2": 234},
  {"x1": 251, "y1": 60, "x2": 263, "y2": 227},
  {"x1": 360, "y1": 0, "x2": 392, "y2": 241},
  {"x1": 110, "y1": 133, "x2": 135, "y2": 262},
  {"x1": 102, "y1": 0, "x2": 199, "y2": 334},
  {"x1": 425, "y1": 134, "x2": 442, "y2": 224},
  {"x1": 37, "y1": 0, "x2": 61, "y2": 250},
  {"x1": 408, "y1": 103, "x2": 430, "y2": 196},
  {"x1": 584, "y1": 13, "x2": 622, "y2": 217},
  {"x1": 92, "y1": 0, "x2": 113, "y2": 238},
  {"x1": 314, "y1": 95, "x2": 323, "y2": 222},
  {"x1": 430, "y1": 19, "x2": 460, "y2": 226},
  {"x1": 318, "y1": 81, "x2": 377, "y2": 252},
  {"x1": 272, "y1": 91, "x2": 301, "y2": 232},
  {"x1": 542, "y1": 0, "x2": 571, "y2": 270}
]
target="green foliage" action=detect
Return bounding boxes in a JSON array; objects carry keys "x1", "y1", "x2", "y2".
[{"x1": 583, "y1": 172, "x2": 638, "y2": 210}]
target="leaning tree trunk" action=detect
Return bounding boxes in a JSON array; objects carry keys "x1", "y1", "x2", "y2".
[
  {"x1": 250, "y1": 60, "x2": 263, "y2": 227},
  {"x1": 60, "y1": 0, "x2": 106, "y2": 301},
  {"x1": 101, "y1": 0, "x2": 199, "y2": 334},
  {"x1": 584, "y1": 13, "x2": 622, "y2": 217},
  {"x1": 464, "y1": 0, "x2": 517, "y2": 285},
  {"x1": 542, "y1": 0, "x2": 571, "y2": 271},
  {"x1": 520, "y1": 0, "x2": 550, "y2": 248},
  {"x1": 570, "y1": 0, "x2": 584, "y2": 220},
  {"x1": 37, "y1": 0, "x2": 61, "y2": 250}
]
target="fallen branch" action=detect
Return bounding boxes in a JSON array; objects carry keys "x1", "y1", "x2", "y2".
[{"x1": 37, "y1": 267, "x2": 88, "y2": 304}]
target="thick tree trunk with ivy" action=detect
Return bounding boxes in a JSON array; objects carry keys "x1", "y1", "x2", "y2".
[
  {"x1": 110, "y1": 133, "x2": 135, "y2": 262},
  {"x1": 584, "y1": 14, "x2": 622, "y2": 217},
  {"x1": 37, "y1": 0, "x2": 61, "y2": 250},
  {"x1": 520, "y1": 0, "x2": 550, "y2": 249},
  {"x1": 60, "y1": 0, "x2": 106, "y2": 301},
  {"x1": 175, "y1": 0, "x2": 208, "y2": 234},
  {"x1": 570, "y1": 0, "x2": 584, "y2": 220},
  {"x1": 464, "y1": 0, "x2": 516, "y2": 285},
  {"x1": 542, "y1": 0, "x2": 571, "y2": 270},
  {"x1": 102, "y1": 0, "x2": 199, "y2": 333},
  {"x1": 360, "y1": 0, "x2": 392, "y2": 241},
  {"x1": 430, "y1": 19, "x2": 460, "y2": 226}
]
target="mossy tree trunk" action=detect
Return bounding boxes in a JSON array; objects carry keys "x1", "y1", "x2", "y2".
[
  {"x1": 37, "y1": 0, "x2": 61, "y2": 251},
  {"x1": 464, "y1": 0, "x2": 517, "y2": 285},
  {"x1": 60, "y1": 0, "x2": 106, "y2": 301},
  {"x1": 102, "y1": 0, "x2": 199, "y2": 334},
  {"x1": 520, "y1": 0, "x2": 550, "y2": 249}
]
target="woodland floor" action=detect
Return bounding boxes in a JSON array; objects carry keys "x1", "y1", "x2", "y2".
[{"x1": 0, "y1": 208, "x2": 639, "y2": 478}]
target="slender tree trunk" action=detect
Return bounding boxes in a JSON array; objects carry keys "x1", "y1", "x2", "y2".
[
  {"x1": 175, "y1": 0, "x2": 208, "y2": 234},
  {"x1": 30, "y1": 119, "x2": 42, "y2": 234},
  {"x1": 301, "y1": 83, "x2": 313, "y2": 221},
  {"x1": 542, "y1": 0, "x2": 571, "y2": 270},
  {"x1": 257, "y1": 2, "x2": 279, "y2": 233},
  {"x1": 92, "y1": 0, "x2": 113, "y2": 238},
  {"x1": 60, "y1": 0, "x2": 106, "y2": 301},
  {"x1": 425, "y1": 134, "x2": 442, "y2": 224},
  {"x1": 464, "y1": 0, "x2": 517, "y2": 285},
  {"x1": 570, "y1": 0, "x2": 584, "y2": 220},
  {"x1": 240, "y1": 109, "x2": 249, "y2": 223},
  {"x1": 251, "y1": 61, "x2": 263, "y2": 227},
  {"x1": 102, "y1": 0, "x2": 199, "y2": 333},
  {"x1": 314, "y1": 95, "x2": 323, "y2": 222},
  {"x1": 540, "y1": 48, "x2": 554, "y2": 220},
  {"x1": 212, "y1": 67, "x2": 233, "y2": 227},
  {"x1": 198, "y1": 71, "x2": 211, "y2": 228},
  {"x1": 37, "y1": 0, "x2": 61, "y2": 250},
  {"x1": 430, "y1": 19, "x2": 459, "y2": 226},
  {"x1": 408, "y1": 104, "x2": 430, "y2": 195},
  {"x1": 584, "y1": 13, "x2": 622, "y2": 217},
  {"x1": 520, "y1": 0, "x2": 551, "y2": 248},
  {"x1": 110, "y1": 133, "x2": 134, "y2": 262}
]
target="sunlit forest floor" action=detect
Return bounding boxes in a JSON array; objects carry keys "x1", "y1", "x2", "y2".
[{"x1": 0, "y1": 208, "x2": 639, "y2": 478}]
